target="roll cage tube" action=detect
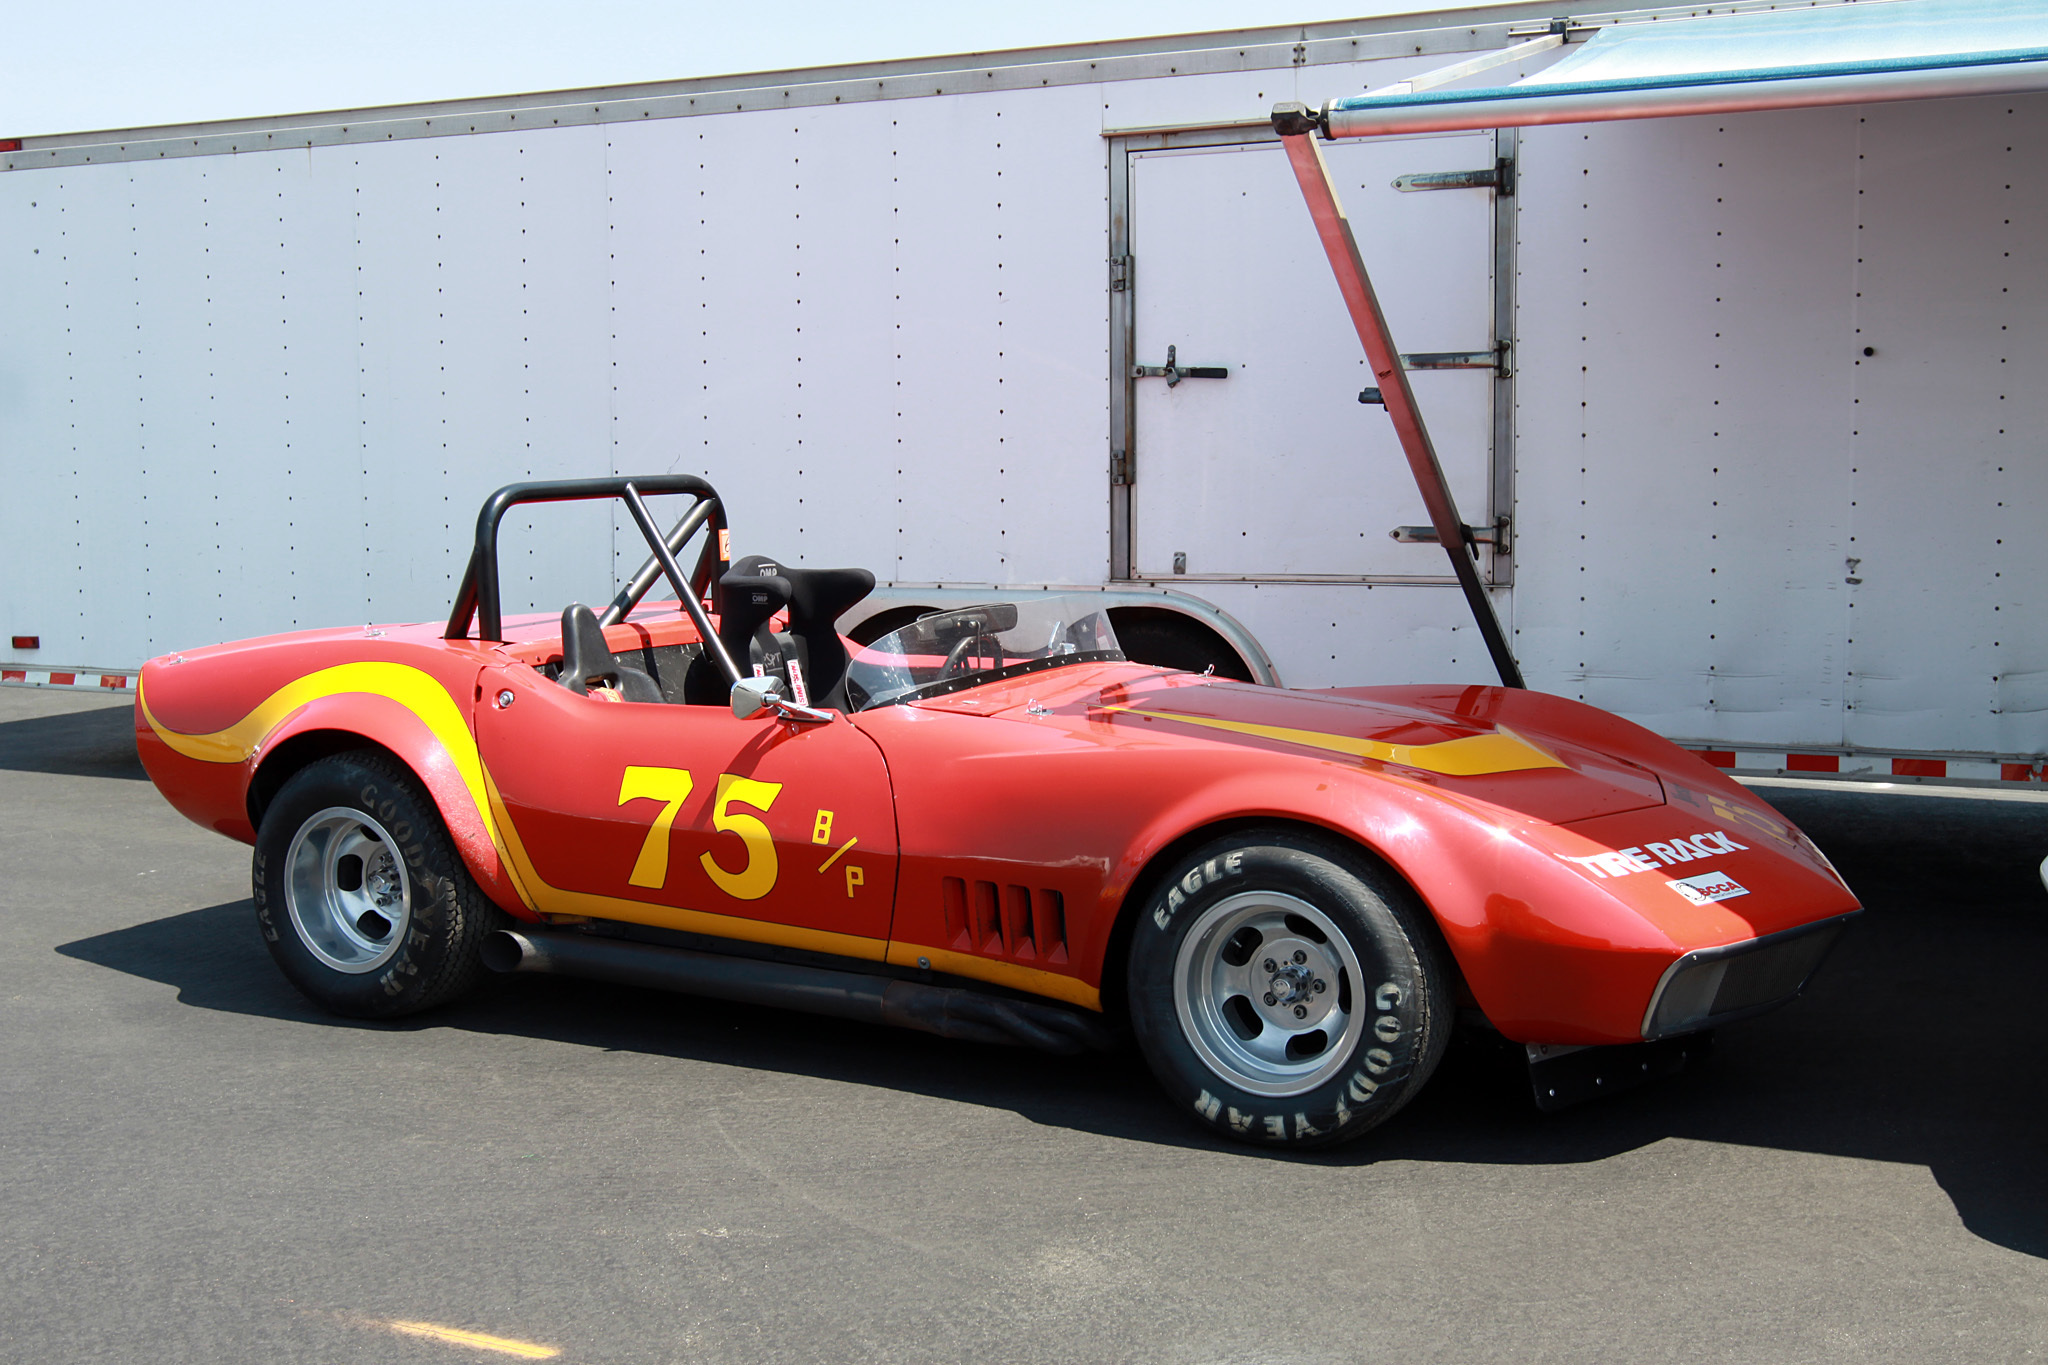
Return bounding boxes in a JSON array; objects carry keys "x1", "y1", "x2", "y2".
[
  {"x1": 444, "y1": 476, "x2": 743, "y2": 686},
  {"x1": 1270, "y1": 103, "x2": 1525, "y2": 690}
]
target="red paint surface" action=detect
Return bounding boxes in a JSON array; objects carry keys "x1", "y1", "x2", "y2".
[{"x1": 135, "y1": 611, "x2": 1861, "y2": 1043}]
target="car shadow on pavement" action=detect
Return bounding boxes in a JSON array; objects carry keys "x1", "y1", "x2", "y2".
[
  {"x1": 0, "y1": 703, "x2": 148, "y2": 780},
  {"x1": 56, "y1": 787, "x2": 2048, "y2": 1261}
]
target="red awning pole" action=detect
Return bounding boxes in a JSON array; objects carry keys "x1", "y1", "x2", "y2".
[{"x1": 1273, "y1": 103, "x2": 1525, "y2": 689}]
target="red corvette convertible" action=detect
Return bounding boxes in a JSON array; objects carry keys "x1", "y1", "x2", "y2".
[{"x1": 136, "y1": 476, "x2": 1859, "y2": 1147}]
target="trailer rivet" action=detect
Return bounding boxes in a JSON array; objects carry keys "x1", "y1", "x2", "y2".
[
  {"x1": 496, "y1": 690, "x2": 515, "y2": 708},
  {"x1": 916, "y1": 956, "x2": 930, "y2": 970}
]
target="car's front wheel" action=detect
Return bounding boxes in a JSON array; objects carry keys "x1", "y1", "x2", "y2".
[
  {"x1": 1127, "y1": 831, "x2": 1451, "y2": 1147},
  {"x1": 254, "y1": 751, "x2": 503, "y2": 1018}
]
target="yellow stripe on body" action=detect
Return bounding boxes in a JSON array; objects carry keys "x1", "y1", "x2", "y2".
[
  {"x1": 141, "y1": 663, "x2": 536, "y2": 911},
  {"x1": 1103, "y1": 705, "x2": 1564, "y2": 776},
  {"x1": 887, "y1": 941, "x2": 1102, "y2": 1011}
]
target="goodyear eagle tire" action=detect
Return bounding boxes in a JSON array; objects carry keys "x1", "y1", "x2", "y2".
[
  {"x1": 253, "y1": 751, "x2": 504, "y2": 1018},
  {"x1": 1128, "y1": 831, "x2": 1451, "y2": 1148}
]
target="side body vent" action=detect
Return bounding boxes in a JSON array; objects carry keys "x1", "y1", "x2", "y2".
[{"x1": 941, "y1": 877, "x2": 1068, "y2": 965}]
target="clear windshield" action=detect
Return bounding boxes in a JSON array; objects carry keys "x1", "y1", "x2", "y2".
[{"x1": 846, "y1": 596, "x2": 1124, "y2": 711}]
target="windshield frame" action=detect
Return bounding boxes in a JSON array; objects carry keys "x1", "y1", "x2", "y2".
[{"x1": 846, "y1": 596, "x2": 1126, "y2": 712}]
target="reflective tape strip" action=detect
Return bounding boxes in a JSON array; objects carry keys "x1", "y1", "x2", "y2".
[
  {"x1": 1687, "y1": 748, "x2": 2039, "y2": 783},
  {"x1": 0, "y1": 668, "x2": 135, "y2": 690}
]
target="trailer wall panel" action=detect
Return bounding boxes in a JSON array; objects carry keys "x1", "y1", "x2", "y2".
[{"x1": 1846, "y1": 95, "x2": 2048, "y2": 757}]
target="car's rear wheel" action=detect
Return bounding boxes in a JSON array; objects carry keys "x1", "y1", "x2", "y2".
[
  {"x1": 1127, "y1": 830, "x2": 1451, "y2": 1147},
  {"x1": 254, "y1": 751, "x2": 503, "y2": 1018}
]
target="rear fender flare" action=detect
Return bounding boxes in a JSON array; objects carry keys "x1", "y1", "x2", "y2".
[{"x1": 248, "y1": 692, "x2": 535, "y2": 918}]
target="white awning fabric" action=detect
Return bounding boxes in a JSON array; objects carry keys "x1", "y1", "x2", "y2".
[{"x1": 1322, "y1": 0, "x2": 2048, "y2": 138}]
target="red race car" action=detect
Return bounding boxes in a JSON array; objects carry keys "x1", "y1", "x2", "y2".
[{"x1": 137, "y1": 476, "x2": 1859, "y2": 1147}]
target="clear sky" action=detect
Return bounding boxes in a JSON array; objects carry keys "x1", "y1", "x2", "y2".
[{"x1": 1, "y1": 0, "x2": 1472, "y2": 138}]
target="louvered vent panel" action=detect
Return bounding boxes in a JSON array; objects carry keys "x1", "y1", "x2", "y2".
[
  {"x1": 941, "y1": 876, "x2": 970, "y2": 950},
  {"x1": 1002, "y1": 885, "x2": 1035, "y2": 959},
  {"x1": 936, "y1": 877, "x2": 1069, "y2": 964},
  {"x1": 1033, "y1": 889, "x2": 1068, "y2": 964},
  {"x1": 972, "y1": 880, "x2": 1003, "y2": 953}
]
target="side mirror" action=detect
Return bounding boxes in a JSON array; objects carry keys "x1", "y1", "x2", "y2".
[
  {"x1": 730, "y1": 674, "x2": 784, "y2": 719},
  {"x1": 730, "y1": 673, "x2": 836, "y2": 725}
]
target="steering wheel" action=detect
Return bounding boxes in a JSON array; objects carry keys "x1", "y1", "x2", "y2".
[{"x1": 943, "y1": 634, "x2": 1003, "y2": 677}]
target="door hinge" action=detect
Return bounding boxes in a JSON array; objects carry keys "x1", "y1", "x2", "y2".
[
  {"x1": 1110, "y1": 254, "x2": 1132, "y2": 292},
  {"x1": 1111, "y1": 448, "x2": 1132, "y2": 486},
  {"x1": 1391, "y1": 157, "x2": 1515, "y2": 197}
]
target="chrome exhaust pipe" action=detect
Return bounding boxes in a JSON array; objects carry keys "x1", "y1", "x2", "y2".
[{"x1": 483, "y1": 928, "x2": 1109, "y2": 1055}]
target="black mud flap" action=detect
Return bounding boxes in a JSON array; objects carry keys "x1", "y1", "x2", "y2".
[{"x1": 1527, "y1": 1032, "x2": 1715, "y2": 1113}]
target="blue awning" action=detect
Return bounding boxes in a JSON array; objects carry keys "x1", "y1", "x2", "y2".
[{"x1": 1323, "y1": 0, "x2": 2048, "y2": 138}]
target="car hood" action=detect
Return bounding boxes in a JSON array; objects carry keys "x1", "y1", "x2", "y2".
[{"x1": 936, "y1": 668, "x2": 1670, "y2": 826}]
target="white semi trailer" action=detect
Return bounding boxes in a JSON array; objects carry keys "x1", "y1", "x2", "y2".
[{"x1": 3, "y1": 0, "x2": 2044, "y2": 790}]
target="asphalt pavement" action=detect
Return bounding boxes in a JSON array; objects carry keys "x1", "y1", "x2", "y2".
[{"x1": 3, "y1": 685, "x2": 2045, "y2": 1363}]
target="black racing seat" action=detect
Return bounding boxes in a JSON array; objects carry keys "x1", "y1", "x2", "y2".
[
  {"x1": 556, "y1": 603, "x2": 664, "y2": 703},
  {"x1": 681, "y1": 555, "x2": 875, "y2": 710},
  {"x1": 719, "y1": 558, "x2": 796, "y2": 684},
  {"x1": 726, "y1": 556, "x2": 875, "y2": 712},
  {"x1": 680, "y1": 559, "x2": 793, "y2": 705}
]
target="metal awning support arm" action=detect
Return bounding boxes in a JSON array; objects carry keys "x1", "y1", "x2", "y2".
[{"x1": 1272, "y1": 103, "x2": 1525, "y2": 689}]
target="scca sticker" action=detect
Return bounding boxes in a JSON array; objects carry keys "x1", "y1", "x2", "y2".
[
  {"x1": 1669, "y1": 869, "x2": 1749, "y2": 905},
  {"x1": 1564, "y1": 830, "x2": 1748, "y2": 880}
]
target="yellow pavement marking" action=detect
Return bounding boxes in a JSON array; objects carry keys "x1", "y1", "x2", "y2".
[{"x1": 385, "y1": 1319, "x2": 561, "y2": 1359}]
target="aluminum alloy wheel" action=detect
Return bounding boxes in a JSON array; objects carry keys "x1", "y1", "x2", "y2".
[
  {"x1": 284, "y1": 806, "x2": 412, "y2": 974},
  {"x1": 1172, "y1": 890, "x2": 1365, "y2": 1098}
]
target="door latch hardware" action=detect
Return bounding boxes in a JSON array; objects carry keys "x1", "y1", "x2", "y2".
[
  {"x1": 1391, "y1": 517, "x2": 1511, "y2": 554},
  {"x1": 1133, "y1": 344, "x2": 1228, "y2": 386},
  {"x1": 1361, "y1": 344, "x2": 1511, "y2": 402},
  {"x1": 1401, "y1": 340, "x2": 1511, "y2": 376},
  {"x1": 1392, "y1": 158, "x2": 1515, "y2": 196}
]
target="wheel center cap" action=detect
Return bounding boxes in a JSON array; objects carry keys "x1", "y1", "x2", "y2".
[{"x1": 1268, "y1": 964, "x2": 1311, "y2": 1004}]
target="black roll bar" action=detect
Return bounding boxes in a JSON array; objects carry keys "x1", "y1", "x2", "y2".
[{"x1": 445, "y1": 476, "x2": 732, "y2": 662}]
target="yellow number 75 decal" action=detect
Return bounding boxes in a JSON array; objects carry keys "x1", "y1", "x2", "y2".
[
  {"x1": 616, "y1": 766, "x2": 784, "y2": 901},
  {"x1": 699, "y1": 774, "x2": 783, "y2": 901},
  {"x1": 618, "y1": 766, "x2": 695, "y2": 889}
]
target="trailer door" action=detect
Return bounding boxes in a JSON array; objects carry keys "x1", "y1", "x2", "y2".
[{"x1": 1111, "y1": 130, "x2": 1510, "y2": 683}]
